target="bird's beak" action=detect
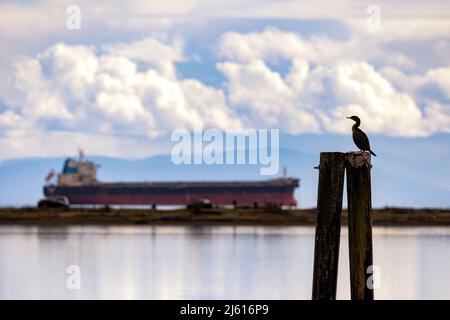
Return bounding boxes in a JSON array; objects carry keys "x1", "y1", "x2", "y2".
[{"x1": 346, "y1": 117, "x2": 351, "y2": 119}]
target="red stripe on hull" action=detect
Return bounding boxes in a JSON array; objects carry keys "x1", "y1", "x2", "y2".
[{"x1": 66, "y1": 192, "x2": 296, "y2": 206}]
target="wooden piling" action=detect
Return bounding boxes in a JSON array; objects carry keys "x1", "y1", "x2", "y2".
[
  {"x1": 312, "y1": 152, "x2": 346, "y2": 300},
  {"x1": 345, "y1": 152, "x2": 374, "y2": 300}
]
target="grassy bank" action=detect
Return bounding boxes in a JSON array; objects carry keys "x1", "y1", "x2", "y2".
[{"x1": 0, "y1": 207, "x2": 450, "y2": 226}]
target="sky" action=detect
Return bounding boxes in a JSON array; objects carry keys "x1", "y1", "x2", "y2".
[
  {"x1": 0, "y1": 1, "x2": 450, "y2": 207},
  {"x1": 0, "y1": 0, "x2": 449, "y2": 158}
]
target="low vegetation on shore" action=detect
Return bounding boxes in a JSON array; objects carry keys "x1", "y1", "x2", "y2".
[{"x1": 0, "y1": 207, "x2": 450, "y2": 226}]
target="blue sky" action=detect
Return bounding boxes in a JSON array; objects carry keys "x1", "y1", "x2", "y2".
[{"x1": 0, "y1": 1, "x2": 449, "y2": 206}]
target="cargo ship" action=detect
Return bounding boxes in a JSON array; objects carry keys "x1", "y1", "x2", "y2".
[{"x1": 42, "y1": 154, "x2": 299, "y2": 208}]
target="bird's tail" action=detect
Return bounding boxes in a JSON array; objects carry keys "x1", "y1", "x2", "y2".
[{"x1": 370, "y1": 150, "x2": 377, "y2": 157}]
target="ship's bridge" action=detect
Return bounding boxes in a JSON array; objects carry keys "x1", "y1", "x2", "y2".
[{"x1": 57, "y1": 158, "x2": 98, "y2": 186}]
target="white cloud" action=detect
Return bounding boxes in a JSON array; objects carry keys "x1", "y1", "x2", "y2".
[
  {"x1": 322, "y1": 61, "x2": 427, "y2": 136},
  {"x1": 425, "y1": 103, "x2": 450, "y2": 133},
  {"x1": 0, "y1": 110, "x2": 23, "y2": 129},
  {"x1": 346, "y1": 19, "x2": 450, "y2": 42},
  {"x1": 218, "y1": 59, "x2": 319, "y2": 133},
  {"x1": 2, "y1": 26, "x2": 450, "y2": 161},
  {"x1": 218, "y1": 28, "x2": 311, "y2": 62},
  {"x1": 7, "y1": 57, "x2": 73, "y2": 121},
  {"x1": 424, "y1": 68, "x2": 450, "y2": 99},
  {"x1": 102, "y1": 37, "x2": 186, "y2": 79},
  {"x1": 217, "y1": 28, "x2": 450, "y2": 137},
  {"x1": 1, "y1": 1, "x2": 450, "y2": 159},
  {"x1": 0, "y1": 38, "x2": 243, "y2": 158}
]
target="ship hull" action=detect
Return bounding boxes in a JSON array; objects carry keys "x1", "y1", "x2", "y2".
[{"x1": 44, "y1": 179, "x2": 299, "y2": 207}]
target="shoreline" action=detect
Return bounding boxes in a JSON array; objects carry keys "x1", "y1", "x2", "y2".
[{"x1": 1, "y1": 207, "x2": 450, "y2": 226}]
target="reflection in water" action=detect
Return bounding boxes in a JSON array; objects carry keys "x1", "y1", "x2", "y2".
[{"x1": 0, "y1": 225, "x2": 449, "y2": 299}]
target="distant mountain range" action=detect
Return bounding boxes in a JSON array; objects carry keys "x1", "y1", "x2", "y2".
[{"x1": 1, "y1": 133, "x2": 449, "y2": 208}]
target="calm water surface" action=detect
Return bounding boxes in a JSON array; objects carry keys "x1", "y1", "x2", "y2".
[{"x1": 0, "y1": 225, "x2": 449, "y2": 299}]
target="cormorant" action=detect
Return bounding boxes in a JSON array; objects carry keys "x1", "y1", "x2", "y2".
[{"x1": 346, "y1": 116, "x2": 377, "y2": 156}]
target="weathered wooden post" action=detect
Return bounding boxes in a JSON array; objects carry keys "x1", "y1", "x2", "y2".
[
  {"x1": 345, "y1": 152, "x2": 374, "y2": 300},
  {"x1": 312, "y1": 152, "x2": 346, "y2": 300}
]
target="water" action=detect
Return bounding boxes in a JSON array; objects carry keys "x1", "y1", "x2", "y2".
[{"x1": 0, "y1": 225, "x2": 449, "y2": 299}]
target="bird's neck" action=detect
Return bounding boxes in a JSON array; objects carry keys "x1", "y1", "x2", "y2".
[{"x1": 352, "y1": 120, "x2": 360, "y2": 130}]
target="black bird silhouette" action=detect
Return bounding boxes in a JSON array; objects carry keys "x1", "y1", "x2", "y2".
[{"x1": 346, "y1": 116, "x2": 377, "y2": 156}]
